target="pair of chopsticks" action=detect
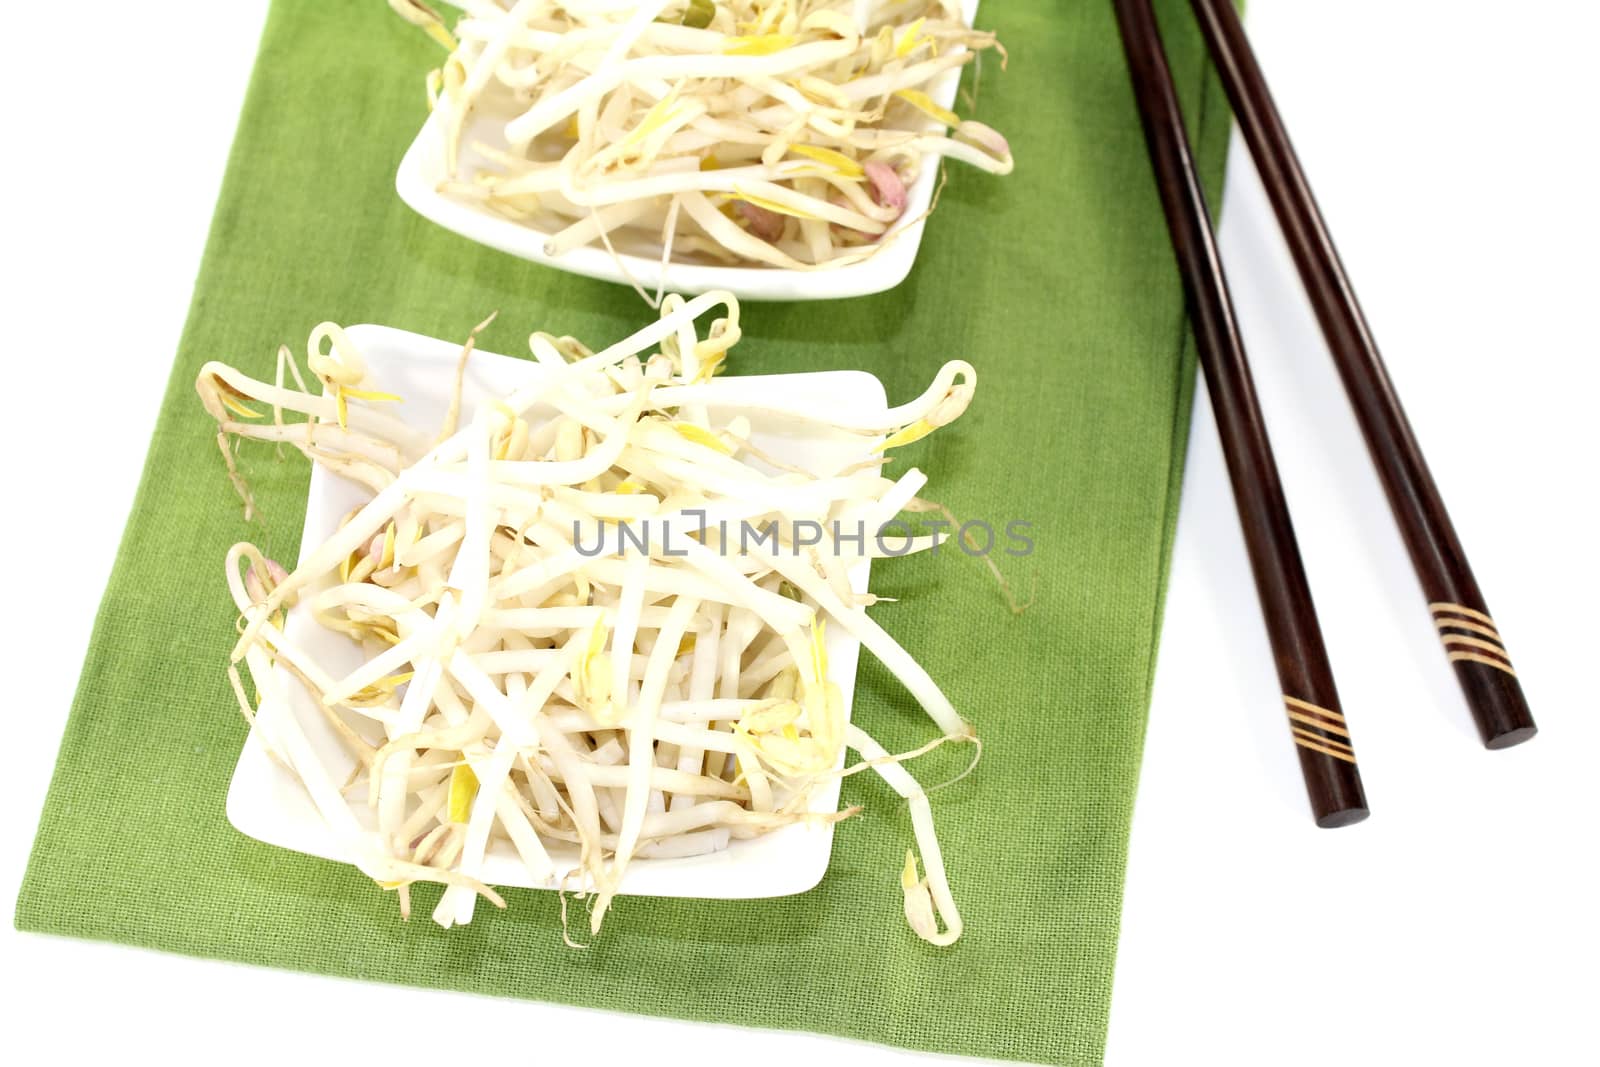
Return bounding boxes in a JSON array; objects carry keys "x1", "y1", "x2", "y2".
[{"x1": 1113, "y1": 0, "x2": 1536, "y2": 827}]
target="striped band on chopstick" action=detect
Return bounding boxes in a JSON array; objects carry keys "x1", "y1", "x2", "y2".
[
  {"x1": 1430, "y1": 602, "x2": 1518, "y2": 678},
  {"x1": 1283, "y1": 696, "x2": 1357, "y2": 764}
]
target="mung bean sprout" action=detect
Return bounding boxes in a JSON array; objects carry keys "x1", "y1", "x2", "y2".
[
  {"x1": 391, "y1": 0, "x2": 1012, "y2": 275},
  {"x1": 199, "y1": 291, "x2": 978, "y2": 944}
]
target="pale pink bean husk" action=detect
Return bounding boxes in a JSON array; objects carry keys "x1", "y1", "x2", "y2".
[
  {"x1": 245, "y1": 558, "x2": 290, "y2": 603},
  {"x1": 863, "y1": 161, "x2": 907, "y2": 214},
  {"x1": 734, "y1": 200, "x2": 785, "y2": 242},
  {"x1": 957, "y1": 121, "x2": 1011, "y2": 161}
]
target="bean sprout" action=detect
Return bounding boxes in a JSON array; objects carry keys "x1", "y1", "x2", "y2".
[
  {"x1": 199, "y1": 291, "x2": 978, "y2": 943},
  {"x1": 391, "y1": 0, "x2": 1012, "y2": 273}
]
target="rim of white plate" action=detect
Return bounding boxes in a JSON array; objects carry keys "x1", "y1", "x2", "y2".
[{"x1": 225, "y1": 323, "x2": 888, "y2": 900}]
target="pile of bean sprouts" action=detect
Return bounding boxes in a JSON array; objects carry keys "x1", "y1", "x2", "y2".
[
  {"x1": 391, "y1": 0, "x2": 1012, "y2": 274},
  {"x1": 198, "y1": 291, "x2": 978, "y2": 943}
]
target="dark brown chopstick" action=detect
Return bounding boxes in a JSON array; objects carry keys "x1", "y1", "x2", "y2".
[
  {"x1": 1112, "y1": 0, "x2": 1368, "y2": 827},
  {"x1": 1186, "y1": 0, "x2": 1536, "y2": 749}
]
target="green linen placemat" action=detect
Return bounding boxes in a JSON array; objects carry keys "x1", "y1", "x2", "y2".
[{"x1": 16, "y1": 2, "x2": 1231, "y2": 1064}]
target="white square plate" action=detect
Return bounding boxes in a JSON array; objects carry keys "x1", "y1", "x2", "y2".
[
  {"x1": 395, "y1": 1, "x2": 981, "y2": 301},
  {"x1": 226, "y1": 323, "x2": 886, "y2": 899}
]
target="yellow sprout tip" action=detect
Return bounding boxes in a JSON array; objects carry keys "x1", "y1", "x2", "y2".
[
  {"x1": 585, "y1": 617, "x2": 608, "y2": 659},
  {"x1": 789, "y1": 144, "x2": 864, "y2": 178},
  {"x1": 810, "y1": 617, "x2": 829, "y2": 682},
  {"x1": 724, "y1": 34, "x2": 796, "y2": 56},
  {"x1": 894, "y1": 89, "x2": 961, "y2": 128},
  {"x1": 895, "y1": 19, "x2": 927, "y2": 58},
  {"x1": 726, "y1": 188, "x2": 822, "y2": 221},
  {"x1": 673, "y1": 422, "x2": 734, "y2": 455},
  {"x1": 449, "y1": 763, "x2": 479, "y2": 823},
  {"x1": 876, "y1": 419, "x2": 935, "y2": 452},
  {"x1": 425, "y1": 24, "x2": 456, "y2": 51},
  {"x1": 219, "y1": 394, "x2": 265, "y2": 420},
  {"x1": 340, "y1": 386, "x2": 403, "y2": 403}
]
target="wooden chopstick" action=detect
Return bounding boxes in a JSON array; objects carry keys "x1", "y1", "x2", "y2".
[
  {"x1": 1186, "y1": 0, "x2": 1536, "y2": 749},
  {"x1": 1111, "y1": 0, "x2": 1368, "y2": 827}
]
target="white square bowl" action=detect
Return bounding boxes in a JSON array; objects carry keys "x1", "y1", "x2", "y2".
[
  {"x1": 226, "y1": 323, "x2": 886, "y2": 899},
  {"x1": 395, "y1": 0, "x2": 981, "y2": 301}
]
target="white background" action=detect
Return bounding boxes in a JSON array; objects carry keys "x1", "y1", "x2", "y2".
[{"x1": 2, "y1": 2, "x2": 1595, "y2": 1064}]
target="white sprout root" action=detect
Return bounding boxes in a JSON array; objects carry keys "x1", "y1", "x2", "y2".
[
  {"x1": 198, "y1": 289, "x2": 979, "y2": 944},
  {"x1": 391, "y1": 0, "x2": 1012, "y2": 279}
]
